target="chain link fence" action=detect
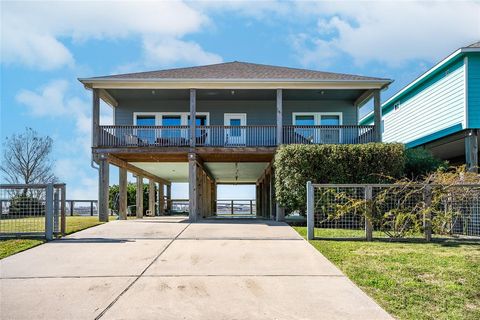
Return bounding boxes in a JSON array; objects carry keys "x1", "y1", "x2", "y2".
[
  {"x1": 306, "y1": 182, "x2": 480, "y2": 240},
  {"x1": 0, "y1": 184, "x2": 66, "y2": 240}
]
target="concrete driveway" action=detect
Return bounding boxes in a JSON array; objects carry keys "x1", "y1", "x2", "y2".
[{"x1": 0, "y1": 217, "x2": 392, "y2": 320}]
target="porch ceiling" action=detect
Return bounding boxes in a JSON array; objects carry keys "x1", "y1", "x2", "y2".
[
  {"x1": 205, "y1": 162, "x2": 269, "y2": 183},
  {"x1": 106, "y1": 88, "x2": 365, "y2": 102},
  {"x1": 132, "y1": 162, "x2": 189, "y2": 182},
  {"x1": 129, "y1": 162, "x2": 269, "y2": 184}
]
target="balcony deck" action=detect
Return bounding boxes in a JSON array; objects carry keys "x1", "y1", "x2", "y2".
[{"x1": 98, "y1": 125, "x2": 376, "y2": 149}]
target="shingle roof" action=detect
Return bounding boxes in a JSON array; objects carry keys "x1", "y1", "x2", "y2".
[
  {"x1": 89, "y1": 61, "x2": 389, "y2": 82},
  {"x1": 465, "y1": 41, "x2": 480, "y2": 48}
]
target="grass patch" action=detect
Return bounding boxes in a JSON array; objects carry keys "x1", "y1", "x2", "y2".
[
  {"x1": 0, "y1": 216, "x2": 106, "y2": 259},
  {"x1": 294, "y1": 226, "x2": 480, "y2": 320},
  {"x1": 64, "y1": 216, "x2": 104, "y2": 234},
  {"x1": 0, "y1": 239, "x2": 44, "y2": 259}
]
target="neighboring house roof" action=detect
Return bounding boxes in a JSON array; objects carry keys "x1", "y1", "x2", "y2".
[
  {"x1": 360, "y1": 41, "x2": 480, "y2": 125},
  {"x1": 79, "y1": 61, "x2": 391, "y2": 91},
  {"x1": 466, "y1": 41, "x2": 480, "y2": 48}
]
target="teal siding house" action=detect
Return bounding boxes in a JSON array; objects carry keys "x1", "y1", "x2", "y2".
[{"x1": 361, "y1": 42, "x2": 480, "y2": 171}]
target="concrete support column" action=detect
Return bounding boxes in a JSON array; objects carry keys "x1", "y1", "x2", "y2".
[
  {"x1": 166, "y1": 184, "x2": 172, "y2": 212},
  {"x1": 118, "y1": 167, "x2": 127, "y2": 220},
  {"x1": 373, "y1": 89, "x2": 382, "y2": 142},
  {"x1": 466, "y1": 129, "x2": 479, "y2": 173},
  {"x1": 276, "y1": 89, "x2": 283, "y2": 145},
  {"x1": 148, "y1": 179, "x2": 155, "y2": 216},
  {"x1": 136, "y1": 175, "x2": 144, "y2": 219},
  {"x1": 158, "y1": 183, "x2": 165, "y2": 215},
  {"x1": 98, "y1": 158, "x2": 109, "y2": 222},
  {"x1": 188, "y1": 153, "x2": 198, "y2": 222}
]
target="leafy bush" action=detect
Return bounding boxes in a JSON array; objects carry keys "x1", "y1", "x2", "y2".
[
  {"x1": 404, "y1": 148, "x2": 448, "y2": 178},
  {"x1": 275, "y1": 143, "x2": 405, "y2": 213}
]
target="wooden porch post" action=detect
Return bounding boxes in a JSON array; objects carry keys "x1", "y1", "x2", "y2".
[
  {"x1": 190, "y1": 89, "x2": 196, "y2": 148},
  {"x1": 373, "y1": 89, "x2": 382, "y2": 142},
  {"x1": 269, "y1": 171, "x2": 276, "y2": 220},
  {"x1": 166, "y1": 184, "x2": 172, "y2": 212},
  {"x1": 148, "y1": 179, "x2": 155, "y2": 216},
  {"x1": 158, "y1": 183, "x2": 165, "y2": 215},
  {"x1": 189, "y1": 153, "x2": 198, "y2": 222},
  {"x1": 276, "y1": 89, "x2": 283, "y2": 145},
  {"x1": 466, "y1": 129, "x2": 479, "y2": 173},
  {"x1": 118, "y1": 167, "x2": 127, "y2": 220},
  {"x1": 211, "y1": 180, "x2": 217, "y2": 215},
  {"x1": 92, "y1": 89, "x2": 100, "y2": 149},
  {"x1": 256, "y1": 184, "x2": 261, "y2": 217},
  {"x1": 98, "y1": 157, "x2": 109, "y2": 222},
  {"x1": 136, "y1": 175, "x2": 144, "y2": 218}
]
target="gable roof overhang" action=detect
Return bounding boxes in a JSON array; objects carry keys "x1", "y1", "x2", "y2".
[{"x1": 79, "y1": 78, "x2": 391, "y2": 91}]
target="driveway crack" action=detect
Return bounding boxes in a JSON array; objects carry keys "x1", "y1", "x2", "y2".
[{"x1": 94, "y1": 222, "x2": 191, "y2": 320}]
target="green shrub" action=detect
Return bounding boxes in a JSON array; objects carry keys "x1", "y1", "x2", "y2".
[
  {"x1": 404, "y1": 148, "x2": 448, "y2": 178},
  {"x1": 109, "y1": 183, "x2": 153, "y2": 214},
  {"x1": 274, "y1": 143, "x2": 405, "y2": 214}
]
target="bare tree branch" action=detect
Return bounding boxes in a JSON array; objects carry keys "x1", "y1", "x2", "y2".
[{"x1": 0, "y1": 128, "x2": 57, "y2": 184}]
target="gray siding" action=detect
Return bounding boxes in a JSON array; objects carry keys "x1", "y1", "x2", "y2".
[{"x1": 115, "y1": 99, "x2": 357, "y2": 126}]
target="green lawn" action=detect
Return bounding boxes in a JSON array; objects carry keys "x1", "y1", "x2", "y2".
[
  {"x1": 294, "y1": 227, "x2": 480, "y2": 320},
  {"x1": 0, "y1": 216, "x2": 106, "y2": 259}
]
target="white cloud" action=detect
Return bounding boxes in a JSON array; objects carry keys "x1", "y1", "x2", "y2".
[
  {"x1": 1, "y1": 1, "x2": 215, "y2": 70},
  {"x1": 143, "y1": 37, "x2": 222, "y2": 67},
  {"x1": 15, "y1": 80, "x2": 113, "y2": 199},
  {"x1": 292, "y1": 1, "x2": 480, "y2": 67}
]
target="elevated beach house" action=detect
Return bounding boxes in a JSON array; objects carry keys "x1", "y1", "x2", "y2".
[
  {"x1": 361, "y1": 42, "x2": 480, "y2": 171},
  {"x1": 79, "y1": 62, "x2": 391, "y2": 222}
]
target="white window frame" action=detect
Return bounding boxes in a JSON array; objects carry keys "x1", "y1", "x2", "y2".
[
  {"x1": 133, "y1": 112, "x2": 210, "y2": 126},
  {"x1": 133, "y1": 112, "x2": 210, "y2": 141},
  {"x1": 292, "y1": 112, "x2": 343, "y2": 126},
  {"x1": 292, "y1": 112, "x2": 343, "y2": 143}
]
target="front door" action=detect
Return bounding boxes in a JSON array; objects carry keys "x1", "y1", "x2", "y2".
[{"x1": 224, "y1": 113, "x2": 247, "y2": 146}]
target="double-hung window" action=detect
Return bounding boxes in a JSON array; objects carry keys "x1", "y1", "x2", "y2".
[{"x1": 293, "y1": 112, "x2": 342, "y2": 143}]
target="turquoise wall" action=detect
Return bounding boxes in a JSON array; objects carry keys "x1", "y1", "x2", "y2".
[{"x1": 468, "y1": 53, "x2": 480, "y2": 128}]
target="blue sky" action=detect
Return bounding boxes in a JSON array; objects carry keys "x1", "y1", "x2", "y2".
[{"x1": 1, "y1": 0, "x2": 479, "y2": 200}]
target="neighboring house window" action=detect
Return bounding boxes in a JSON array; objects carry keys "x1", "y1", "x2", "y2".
[{"x1": 381, "y1": 120, "x2": 385, "y2": 133}]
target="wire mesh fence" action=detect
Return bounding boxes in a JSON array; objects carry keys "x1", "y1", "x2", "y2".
[
  {"x1": 306, "y1": 182, "x2": 480, "y2": 240},
  {"x1": 0, "y1": 184, "x2": 66, "y2": 239}
]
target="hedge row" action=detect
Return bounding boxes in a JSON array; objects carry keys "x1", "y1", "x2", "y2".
[{"x1": 274, "y1": 143, "x2": 405, "y2": 213}]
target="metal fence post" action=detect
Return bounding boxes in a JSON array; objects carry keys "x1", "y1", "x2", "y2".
[
  {"x1": 45, "y1": 184, "x2": 54, "y2": 241},
  {"x1": 53, "y1": 188, "x2": 59, "y2": 234},
  {"x1": 60, "y1": 185, "x2": 66, "y2": 235},
  {"x1": 424, "y1": 185, "x2": 432, "y2": 242},
  {"x1": 365, "y1": 185, "x2": 373, "y2": 241},
  {"x1": 307, "y1": 181, "x2": 314, "y2": 240}
]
